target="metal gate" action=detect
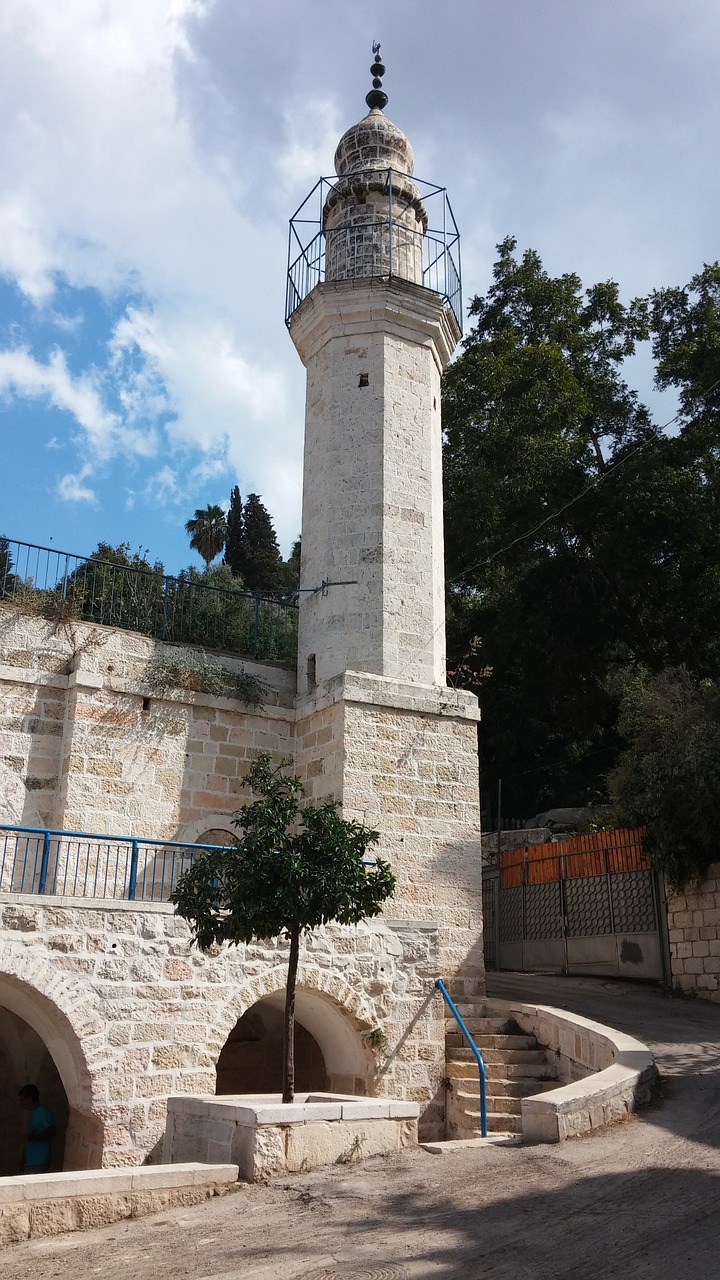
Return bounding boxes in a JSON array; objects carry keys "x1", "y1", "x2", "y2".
[{"x1": 482, "y1": 829, "x2": 668, "y2": 983}]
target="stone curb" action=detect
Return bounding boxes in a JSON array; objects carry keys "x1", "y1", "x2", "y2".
[
  {"x1": 0, "y1": 1162, "x2": 239, "y2": 1246},
  {"x1": 484, "y1": 998, "x2": 658, "y2": 1143}
]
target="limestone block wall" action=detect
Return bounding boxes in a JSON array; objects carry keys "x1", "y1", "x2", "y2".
[
  {"x1": 0, "y1": 895, "x2": 443, "y2": 1165},
  {"x1": 0, "y1": 609, "x2": 485, "y2": 1149},
  {"x1": 0, "y1": 607, "x2": 295, "y2": 839},
  {"x1": 667, "y1": 863, "x2": 720, "y2": 1002}
]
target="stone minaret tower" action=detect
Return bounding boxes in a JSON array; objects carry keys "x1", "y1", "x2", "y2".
[
  {"x1": 289, "y1": 50, "x2": 460, "y2": 695},
  {"x1": 288, "y1": 52, "x2": 484, "y2": 1138}
]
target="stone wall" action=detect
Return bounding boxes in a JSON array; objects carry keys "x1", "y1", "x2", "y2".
[
  {"x1": 0, "y1": 608, "x2": 295, "y2": 837},
  {"x1": 667, "y1": 863, "x2": 720, "y2": 1002},
  {"x1": 0, "y1": 608, "x2": 484, "y2": 1156},
  {"x1": 0, "y1": 895, "x2": 442, "y2": 1164}
]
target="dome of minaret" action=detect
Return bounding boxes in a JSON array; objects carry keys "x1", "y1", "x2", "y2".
[{"x1": 333, "y1": 108, "x2": 415, "y2": 178}]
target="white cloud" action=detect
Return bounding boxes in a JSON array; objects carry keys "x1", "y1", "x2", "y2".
[
  {"x1": 276, "y1": 96, "x2": 342, "y2": 192},
  {"x1": 56, "y1": 465, "x2": 97, "y2": 505},
  {"x1": 145, "y1": 465, "x2": 180, "y2": 505},
  {"x1": 0, "y1": 347, "x2": 120, "y2": 453}
]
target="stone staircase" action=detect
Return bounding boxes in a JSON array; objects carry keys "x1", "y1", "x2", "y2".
[{"x1": 446, "y1": 1015, "x2": 559, "y2": 1139}]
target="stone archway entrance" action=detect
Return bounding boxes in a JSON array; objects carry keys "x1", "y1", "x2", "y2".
[
  {"x1": 0, "y1": 1008, "x2": 69, "y2": 1174},
  {"x1": 0, "y1": 975, "x2": 103, "y2": 1170},
  {"x1": 216, "y1": 1002, "x2": 327, "y2": 1095},
  {"x1": 216, "y1": 988, "x2": 371, "y2": 1097}
]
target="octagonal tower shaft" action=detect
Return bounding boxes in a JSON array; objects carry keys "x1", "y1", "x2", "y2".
[
  {"x1": 289, "y1": 91, "x2": 461, "y2": 694},
  {"x1": 291, "y1": 278, "x2": 458, "y2": 693}
]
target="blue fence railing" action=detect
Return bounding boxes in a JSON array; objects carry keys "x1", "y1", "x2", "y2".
[
  {"x1": 0, "y1": 537, "x2": 298, "y2": 662},
  {"x1": 0, "y1": 824, "x2": 230, "y2": 903}
]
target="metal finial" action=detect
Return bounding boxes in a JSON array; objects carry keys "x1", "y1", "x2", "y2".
[{"x1": 365, "y1": 42, "x2": 388, "y2": 111}]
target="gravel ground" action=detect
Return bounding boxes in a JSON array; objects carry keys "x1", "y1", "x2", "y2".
[{"x1": 3, "y1": 974, "x2": 720, "y2": 1280}]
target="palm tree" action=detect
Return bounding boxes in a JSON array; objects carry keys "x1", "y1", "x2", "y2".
[{"x1": 185, "y1": 505, "x2": 228, "y2": 568}]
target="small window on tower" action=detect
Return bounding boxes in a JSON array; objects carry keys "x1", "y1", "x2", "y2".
[
  {"x1": 358, "y1": 372, "x2": 369, "y2": 388},
  {"x1": 307, "y1": 653, "x2": 317, "y2": 691}
]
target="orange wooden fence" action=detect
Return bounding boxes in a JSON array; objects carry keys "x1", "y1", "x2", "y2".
[{"x1": 500, "y1": 828, "x2": 647, "y2": 888}]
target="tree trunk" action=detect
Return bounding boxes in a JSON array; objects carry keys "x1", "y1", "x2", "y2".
[{"x1": 282, "y1": 923, "x2": 300, "y2": 1103}]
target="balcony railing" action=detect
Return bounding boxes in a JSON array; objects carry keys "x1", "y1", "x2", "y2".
[
  {"x1": 0, "y1": 824, "x2": 230, "y2": 903},
  {"x1": 0, "y1": 537, "x2": 298, "y2": 662},
  {"x1": 286, "y1": 171, "x2": 462, "y2": 331}
]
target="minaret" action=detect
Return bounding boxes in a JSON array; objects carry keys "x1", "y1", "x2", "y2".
[
  {"x1": 288, "y1": 49, "x2": 461, "y2": 695},
  {"x1": 289, "y1": 56, "x2": 484, "y2": 1134}
]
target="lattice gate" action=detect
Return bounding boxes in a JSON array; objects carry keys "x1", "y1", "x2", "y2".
[{"x1": 482, "y1": 829, "x2": 668, "y2": 983}]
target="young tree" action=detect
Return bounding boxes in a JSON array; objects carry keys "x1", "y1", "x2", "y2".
[
  {"x1": 609, "y1": 668, "x2": 720, "y2": 889},
  {"x1": 223, "y1": 486, "x2": 244, "y2": 579},
  {"x1": 185, "y1": 505, "x2": 228, "y2": 568},
  {"x1": 281, "y1": 537, "x2": 301, "y2": 594},
  {"x1": 172, "y1": 754, "x2": 395, "y2": 1102}
]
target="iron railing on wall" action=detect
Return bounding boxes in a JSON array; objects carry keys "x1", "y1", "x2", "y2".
[
  {"x1": 0, "y1": 537, "x2": 298, "y2": 661},
  {"x1": 0, "y1": 824, "x2": 230, "y2": 903}
]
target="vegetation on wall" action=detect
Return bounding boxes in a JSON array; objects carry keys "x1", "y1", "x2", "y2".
[{"x1": 145, "y1": 649, "x2": 265, "y2": 705}]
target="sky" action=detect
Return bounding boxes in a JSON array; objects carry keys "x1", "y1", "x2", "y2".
[{"x1": 1, "y1": 0, "x2": 719, "y2": 574}]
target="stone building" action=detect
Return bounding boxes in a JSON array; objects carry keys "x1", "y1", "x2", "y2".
[{"x1": 0, "y1": 56, "x2": 484, "y2": 1171}]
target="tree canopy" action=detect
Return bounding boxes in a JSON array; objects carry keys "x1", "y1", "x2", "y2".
[
  {"x1": 609, "y1": 668, "x2": 720, "y2": 889},
  {"x1": 185, "y1": 505, "x2": 228, "y2": 568},
  {"x1": 172, "y1": 753, "x2": 395, "y2": 1102},
  {"x1": 442, "y1": 239, "x2": 720, "y2": 820}
]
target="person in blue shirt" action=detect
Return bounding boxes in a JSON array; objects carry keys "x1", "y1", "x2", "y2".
[{"x1": 18, "y1": 1084, "x2": 56, "y2": 1174}]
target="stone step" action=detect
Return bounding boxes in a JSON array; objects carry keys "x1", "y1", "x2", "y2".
[
  {"x1": 447, "y1": 1047, "x2": 548, "y2": 1066},
  {"x1": 486, "y1": 1095, "x2": 523, "y2": 1115},
  {"x1": 455, "y1": 1111, "x2": 523, "y2": 1136},
  {"x1": 446, "y1": 1032, "x2": 539, "y2": 1051},
  {"x1": 485, "y1": 1078, "x2": 559, "y2": 1098},
  {"x1": 456, "y1": 1089, "x2": 522, "y2": 1115},
  {"x1": 449, "y1": 1076, "x2": 557, "y2": 1103},
  {"x1": 446, "y1": 1058, "x2": 552, "y2": 1081},
  {"x1": 444, "y1": 1017, "x2": 511, "y2": 1035}
]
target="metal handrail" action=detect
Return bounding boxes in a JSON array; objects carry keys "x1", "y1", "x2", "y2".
[
  {"x1": 435, "y1": 977, "x2": 487, "y2": 1138},
  {"x1": 0, "y1": 823, "x2": 229, "y2": 903}
]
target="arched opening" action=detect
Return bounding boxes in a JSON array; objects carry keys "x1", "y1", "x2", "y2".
[
  {"x1": 216, "y1": 1003, "x2": 327, "y2": 1095},
  {"x1": 216, "y1": 988, "x2": 371, "y2": 1097},
  {"x1": 0, "y1": 1008, "x2": 69, "y2": 1174},
  {"x1": 0, "y1": 976, "x2": 103, "y2": 1170}
]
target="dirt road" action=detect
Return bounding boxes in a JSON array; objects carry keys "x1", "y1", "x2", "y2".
[{"x1": 3, "y1": 974, "x2": 720, "y2": 1279}]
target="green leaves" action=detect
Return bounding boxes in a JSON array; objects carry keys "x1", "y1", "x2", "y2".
[
  {"x1": 443, "y1": 240, "x2": 720, "y2": 818},
  {"x1": 609, "y1": 669, "x2": 720, "y2": 889},
  {"x1": 171, "y1": 753, "x2": 394, "y2": 950}
]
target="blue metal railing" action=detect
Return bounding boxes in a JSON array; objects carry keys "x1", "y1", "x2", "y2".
[
  {"x1": 0, "y1": 824, "x2": 230, "y2": 903},
  {"x1": 0, "y1": 537, "x2": 298, "y2": 662},
  {"x1": 435, "y1": 977, "x2": 488, "y2": 1138}
]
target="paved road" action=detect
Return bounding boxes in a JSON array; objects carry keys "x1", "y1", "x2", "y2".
[{"x1": 3, "y1": 974, "x2": 720, "y2": 1280}]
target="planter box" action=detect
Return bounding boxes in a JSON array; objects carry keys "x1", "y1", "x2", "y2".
[{"x1": 163, "y1": 1093, "x2": 420, "y2": 1182}]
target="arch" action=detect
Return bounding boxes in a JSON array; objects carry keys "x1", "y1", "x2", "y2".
[
  {"x1": 0, "y1": 1007, "x2": 70, "y2": 1175},
  {"x1": 216, "y1": 1002, "x2": 327, "y2": 1095},
  {"x1": 176, "y1": 813, "x2": 237, "y2": 846},
  {"x1": 0, "y1": 952, "x2": 111, "y2": 1168},
  {"x1": 211, "y1": 962, "x2": 378, "y2": 1095}
]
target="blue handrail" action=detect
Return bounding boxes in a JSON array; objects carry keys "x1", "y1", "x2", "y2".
[
  {"x1": 0, "y1": 823, "x2": 229, "y2": 903},
  {"x1": 435, "y1": 977, "x2": 488, "y2": 1138}
]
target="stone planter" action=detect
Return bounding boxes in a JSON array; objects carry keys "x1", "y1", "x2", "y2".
[{"x1": 163, "y1": 1093, "x2": 420, "y2": 1182}]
